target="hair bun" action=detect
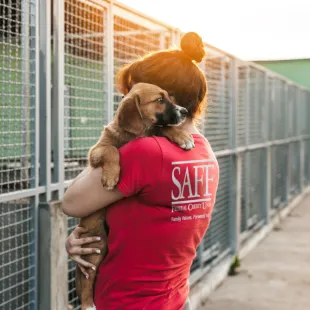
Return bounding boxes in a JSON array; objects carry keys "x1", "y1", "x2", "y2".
[{"x1": 180, "y1": 32, "x2": 206, "y2": 63}]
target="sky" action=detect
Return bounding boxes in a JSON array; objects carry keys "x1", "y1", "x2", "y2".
[{"x1": 121, "y1": 0, "x2": 310, "y2": 61}]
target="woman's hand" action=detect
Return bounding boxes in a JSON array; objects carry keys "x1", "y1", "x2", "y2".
[{"x1": 66, "y1": 226, "x2": 102, "y2": 278}]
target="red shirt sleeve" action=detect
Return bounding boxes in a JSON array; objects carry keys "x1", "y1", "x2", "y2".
[{"x1": 117, "y1": 137, "x2": 163, "y2": 197}]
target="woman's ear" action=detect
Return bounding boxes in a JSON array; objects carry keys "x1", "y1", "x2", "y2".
[{"x1": 117, "y1": 95, "x2": 144, "y2": 136}]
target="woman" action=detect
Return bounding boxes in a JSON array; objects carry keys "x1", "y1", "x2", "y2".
[{"x1": 63, "y1": 32, "x2": 219, "y2": 310}]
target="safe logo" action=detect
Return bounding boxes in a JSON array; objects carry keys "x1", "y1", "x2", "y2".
[{"x1": 171, "y1": 159, "x2": 217, "y2": 213}]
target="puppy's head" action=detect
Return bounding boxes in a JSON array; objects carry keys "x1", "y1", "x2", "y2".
[{"x1": 117, "y1": 83, "x2": 188, "y2": 135}]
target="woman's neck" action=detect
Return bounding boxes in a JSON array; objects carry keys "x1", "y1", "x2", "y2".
[{"x1": 180, "y1": 119, "x2": 200, "y2": 135}]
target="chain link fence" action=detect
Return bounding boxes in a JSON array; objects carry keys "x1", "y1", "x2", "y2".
[
  {"x1": 0, "y1": 0, "x2": 38, "y2": 309},
  {"x1": 0, "y1": 0, "x2": 310, "y2": 309}
]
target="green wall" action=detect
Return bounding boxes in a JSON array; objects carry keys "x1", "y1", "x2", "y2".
[
  {"x1": 256, "y1": 59, "x2": 310, "y2": 89},
  {"x1": 0, "y1": 43, "x2": 106, "y2": 159}
]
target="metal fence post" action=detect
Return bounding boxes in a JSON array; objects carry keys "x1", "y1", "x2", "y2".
[
  {"x1": 264, "y1": 145, "x2": 272, "y2": 224},
  {"x1": 22, "y1": 0, "x2": 40, "y2": 309},
  {"x1": 286, "y1": 142, "x2": 291, "y2": 200},
  {"x1": 269, "y1": 78, "x2": 276, "y2": 209},
  {"x1": 229, "y1": 58, "x2": 241, "y2": 254},
  {"x1": 284, "y1": 83, "x2": 290, "y2": 203},
  {"x1": 52, "y1": 0, "x2": 65, "y2": 198},
  {"x1": 264, "y1": 72, "x2": 269, "y2": 142},
  {"x1": 233, "y1": 154, "x2": 242, "y2": 254},
  {"x1": 245, "y1": 66, "x2": 250, "y2": 147},
  {"x1": 21, "y1": 0, "x2": 30, "y2": 185},
  {"x1": 106, "y1": 0, "x2": 115, "y2": 124},
  {"x1": 39, "y1": 0, "x2": 52, "y2": 307},
  {"x1": 284, "y1": 83, "x2": 289, "y2": 140},
  {"x1": 300, "y1": 138, "x2": 305, "y2": 192},
  {"x1": 299, "y1": 94, "x2": 305, "y2": 191},
  {"x1": 262, "y1": 72, "x2": 271, "y2": 224},
  {"x1": 29, "y1": 0, "x2": 40, "y2": 307},
  {"x1": 230, "y1": 58, "x2": 238, "y2": 150},
  {"x1": 244, "y1": 66, "x2": 250, "y2": 230},
  {"x1": 270, "y1": 79, "x2": 276, "y2": 141},
  {"x1": 220, "y1": 57, "x2": 226, "y2": 138},
  {"x1": 38, "y1": 203, "x2": 51, "y2": 309},
  {"x1": 39, "y1": 0, "x2": 52, "y2": 201}
]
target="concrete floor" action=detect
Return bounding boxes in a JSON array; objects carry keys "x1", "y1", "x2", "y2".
[{"x1": 202, "y1": 194, "x2": 310, "y2": 310}]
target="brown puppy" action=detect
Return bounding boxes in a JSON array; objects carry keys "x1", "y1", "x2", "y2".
[{"x1": 76, "y1": 83, "x2": 195, "y2": 310}]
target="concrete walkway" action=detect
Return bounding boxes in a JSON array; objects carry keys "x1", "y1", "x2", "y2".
[{"x1": 202, "y1": 194, "x2": 310, "y2": 310}]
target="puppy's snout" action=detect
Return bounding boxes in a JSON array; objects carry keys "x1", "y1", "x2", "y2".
[{"x1": 179, "y1": 107, "x2": 188, "y2": 116}]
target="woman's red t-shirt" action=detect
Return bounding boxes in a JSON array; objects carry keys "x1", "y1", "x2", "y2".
[{"x1": 94, "y1": 134, "x2": 219, "y2": 310}]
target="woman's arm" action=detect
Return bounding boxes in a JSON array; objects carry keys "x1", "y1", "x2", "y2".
[
  {"x1": 63, "y1": 137, "x2": 162, "y2": 217},
  {"x1": 62, "y1": 167, "x2": 124, "y2": 217}
]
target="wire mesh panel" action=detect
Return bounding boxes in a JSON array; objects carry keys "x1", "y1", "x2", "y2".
[
  {"x1": 306, "y1": 92, "x2": 310, "y2": 135},
  {"x1": 236, "y1": 66, "x2": 247, "y2": 147},
  {"x1": 201, "y1": 156, "x2": 232, "y2": 266},
  {"x1": 240, "y1": 153, "x2": 247, "y2": 233},
  {"x1": 247, "y1": 149, "x2": 265, "y2": 227},
  {"x1": 304, "y1": 139, "x2": 310, "y2": 186},
  {"x1": 273, "y1": 79, "x2": 288, "y2": 140},
  {"x1": 0, "y1": 1, "x2": 37, "y2": 308},
  {"x1": 248, "y1": 67, "x2": 266, "y2": 145},
  {"x1": 0, "y1": 0, "x2": 36, "y2": 193},
  {"x1": 0, "y1": 199, "x2": 35, "y2": 309},
  {"x1": 190, "y1": 156, "x2": 233, "y2": 276},
  {"x1": 289, "y1": 142, "x2": 300, "y2": 196},
  {"x1": 64, "y1": 1, "x2": 109, "y2": 307},
  {"x1": 240, "y1": 150, "x2": 265, "y2": 237},
  {"x1": 113, "y1": 11, "x2": 172, "y2": 112},
  {"x1": 202, "y1": 55, "x2": 231, "y2": 152},
  {"x1": 63, "y1": 0, "x2": 108, "y2": 180},
  {"x1": 271, "y1": 145, "x2": 288, "y2": 209},
  {"x1": 287, "y1": 85, "x2": 297, "y2": 138},
  {"x1": 268, "y1": 77, "x2": 275, "y2": 141},
  {"x1": 299, "y1": 89, "x2": 308, "y2": 136}
]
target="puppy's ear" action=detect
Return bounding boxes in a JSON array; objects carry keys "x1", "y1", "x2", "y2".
[{"x1": 117, "y1": 95, "x2": 144, "y2": 136}]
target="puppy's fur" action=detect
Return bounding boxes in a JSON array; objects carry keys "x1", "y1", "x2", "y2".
[{"x1": 76, "y1": 83, "x2": 195, "y2": 310}]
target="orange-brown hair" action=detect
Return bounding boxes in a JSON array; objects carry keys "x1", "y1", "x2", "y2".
[{"x1": 115, "y1": 32, "x2": 207, "y2": 119}]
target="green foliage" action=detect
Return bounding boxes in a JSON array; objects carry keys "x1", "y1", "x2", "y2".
[{"x1": 228, "y1": 255, "x2": 241, "y2": 276}]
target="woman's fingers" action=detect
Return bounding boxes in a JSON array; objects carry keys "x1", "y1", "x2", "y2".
[
  {"x1": 66, "y1": 225, "x2": 102, "y2": 275},
  {"x1": 69, "y1": 246, "x2": 101, "y2": 256},
  {"x1": 74, "y1": 236, "x2": 101, "y2": 246},
  {"x1": 73, "y1": 226, "x2": 88, "y2": 237},
  {"x1": 78, "y1": 264, "x2": 89, "y2": 279},
  {"x1": 74, "y1": 256, "x2": 96, "y2": 270}
]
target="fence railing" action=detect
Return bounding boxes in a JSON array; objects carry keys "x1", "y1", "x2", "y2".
[{"x1": 0, "y1": 0, "x2": 310, "y2": 309}]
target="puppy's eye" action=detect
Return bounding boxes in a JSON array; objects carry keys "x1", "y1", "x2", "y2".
[{"x1": 156, "y1": 98, "x2": 163, "y2": 103}]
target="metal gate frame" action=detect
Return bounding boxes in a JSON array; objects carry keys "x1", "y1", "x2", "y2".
[{"x1": 1, "y1": 0, "x2": 310, "y2": 309}]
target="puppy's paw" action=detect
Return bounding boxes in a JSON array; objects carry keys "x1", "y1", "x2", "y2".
[
  {"x1": 180, "y1": 141, "x2": 195, "y2": 150},
  {"x1": 173, "y1": 131, "x2": 195, "y2": 151},
  {"x1": 89, "y1": 147, "x2": 104, "y2": 168},
  {"x1": 161, "y1": 127, "x2": 195, "y2": 151},
  {"x1": 101, "y1": 165, "x2": 120, "y2": 190}
]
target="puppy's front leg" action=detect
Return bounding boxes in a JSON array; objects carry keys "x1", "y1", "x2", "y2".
[
  {"x1": 76, "y1": 210, "x2": 107, "y2": 310},
  {"x1": 161, "y1": 127, "x2": 195, "y2": 150},
  {"x1": 89, "y1": 144, "x2": 120, "y2": 190}
]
